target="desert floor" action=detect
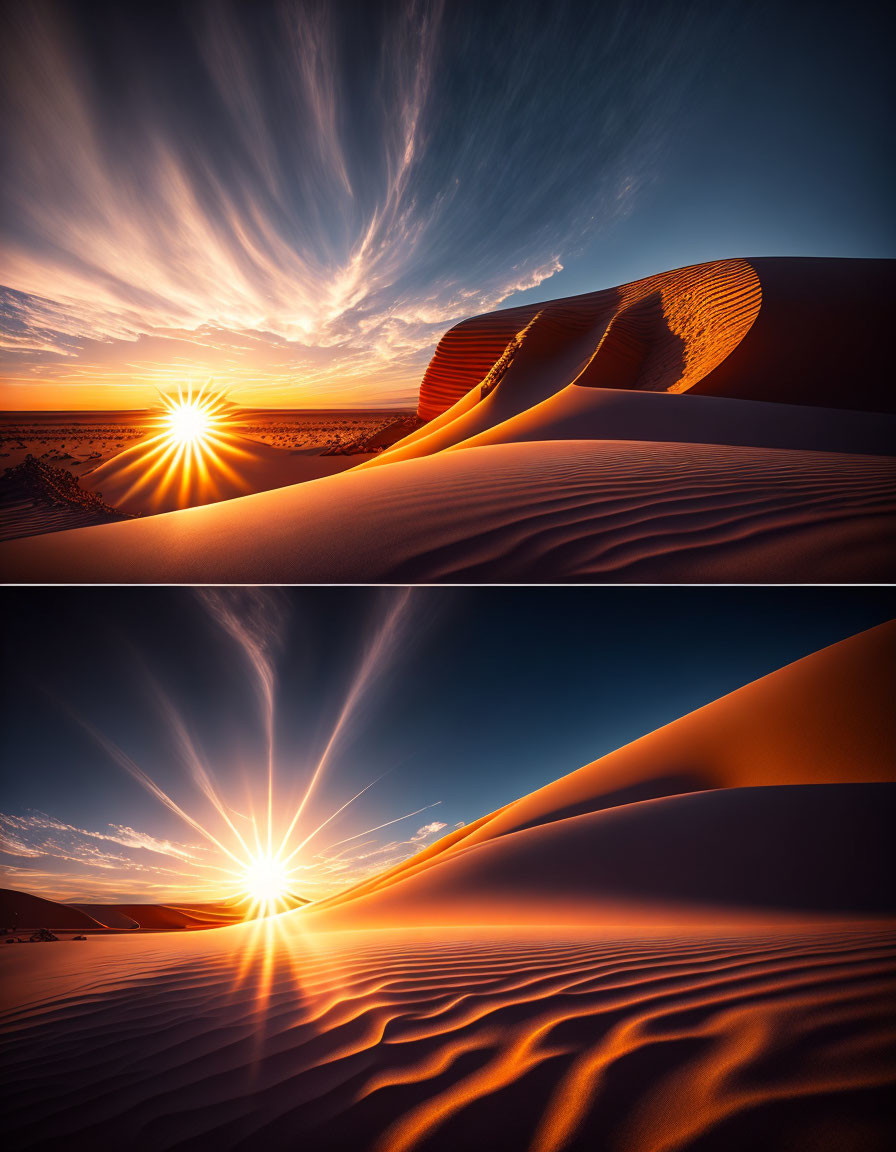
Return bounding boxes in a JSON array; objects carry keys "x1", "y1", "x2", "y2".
[{"x1": 2, "y1": 918, "x2": 894, "y2": 1152}]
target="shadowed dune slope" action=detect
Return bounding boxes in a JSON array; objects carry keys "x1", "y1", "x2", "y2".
[
  {"x1": 69, "y1": 902, "x2": 247, "y2": 931},
  {"x1": 1, "y1": 893, "x2": 311, "y2": 932},
  {"x1": 0, "y1": 889, "x2": 105, "y2": 932},
  {"x1": 305, "y1": 785, "x2": 896, "y2": 928},
  {"x1": 2, "y1": 439, "x2": 893, "y2": 583},
  {"x1": 445, "y1": 387, "x2": 896, "y2": 458},
  {"x1": 308, "y1": 622, "x2": 896, "y2": 923},
  {"x1": 68, "y1": 905, "x2": 140, "y2": 930},
  {"x1": 417, "y1": 257, "x2": 893, "y2": 423}
]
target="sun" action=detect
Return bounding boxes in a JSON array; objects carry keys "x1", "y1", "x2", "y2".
[
  {"x1": 155, "y1": 382, "x2": 233, "y2": 454},
  {"x1": 165, "y1": 400, "x2": 212, "y2": 446},
  {"x1": 243, "y1": 855, "x2": 289, "y2": 909}
]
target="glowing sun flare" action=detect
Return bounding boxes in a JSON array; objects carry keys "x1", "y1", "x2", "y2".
[
  {"x1": 158, "y1": 384, "x2": 229, "y2": 450},
  {"x1": 165, "y1": 400, "x2": 213, "y2": 446},
  {"x1": 243, "y1": 856, "x2": 290, "y2": 905}
]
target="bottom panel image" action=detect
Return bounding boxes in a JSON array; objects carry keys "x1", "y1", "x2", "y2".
[{"x1": 1, "y1": 587, "x2": 894, "y2": 1152}]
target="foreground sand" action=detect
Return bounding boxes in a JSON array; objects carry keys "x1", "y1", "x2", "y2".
[
  {"x1": 1, "y1": 257, "x2": 893, "y2": 583},
  {"x1": 2, "y1": 434, "x2": 892, "y2": 582},
  {"x1": 2, "y1": 918, "x2": 893, "y2": 1152}
]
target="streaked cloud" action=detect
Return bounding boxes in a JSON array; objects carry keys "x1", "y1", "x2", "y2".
[
  {"x1": 0, "y1": 1, "x2": 699, "y2": 407},
  {"x1": 0, "y1": 811, "x2": 202, "y2": 865}
]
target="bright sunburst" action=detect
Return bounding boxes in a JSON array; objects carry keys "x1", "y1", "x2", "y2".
[
  {"x1": 243, "y1": 855, "x2": 289, "y2": 908},
  {"x1": 164, "y1": 400, "x2": 212, "y2": 446},
  {"x1": 159, "y1": 383, "x2": 228, "y2": 450}
]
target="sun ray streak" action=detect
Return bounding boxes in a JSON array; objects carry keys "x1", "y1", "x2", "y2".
[
  {"x1": 28, "y1": 590, "x2": 444, "y2": 915},
  {"x1": 58, "y1": 702, "x2": 248, "y2": 868},
  {"x1": 319, "y1": 802, "x2": 443, "y2": 854},
  {"x1": 276, "y1": 589, "x2": 416, "y2": 857},
  {"x1": 281, "y1": 775, "x2": 385, "y2": 866}
]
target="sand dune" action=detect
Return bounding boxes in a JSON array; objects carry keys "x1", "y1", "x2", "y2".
[
  {"x1": 304, "y1": 785, "x2": 894, "y2": 929},
  {"x1": 442, "y1": 387, "x2": 896, "y2": 458},
  {"x1": 417, "y1": 258, "x2": 764, "y2": 420},
  {"x1": 2, "y1": 439, "x2": 893, "y2": 583},
  {"x1": 0, "y1": 889, "x2": 106, "y2": 933},
  {"x1": 68, "y1": 902, "x2": 247, "y2": 931},
  {"x1": 0, "y1": 889, "x2": 309, "y2": 933},
  {"x1": 307, "y1": 622, "x2": 896, "y2": 926},
  {"x1": 2, "y1": 257, "x2": 893, "y2": 584},
  {"x1": 417, "y1": 257, "x2": 893, "y2": 421},
  {"x1": 83, "y1": 431, "x2": 362, "y2": 515}
]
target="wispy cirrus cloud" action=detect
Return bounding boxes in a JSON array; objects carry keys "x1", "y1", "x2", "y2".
[
  {"x1": 0, "y1": 811, "x2": 202, "y2": 866},
  {"x1": 0, "y1": 1, "x2": 698, "y2": 406}
]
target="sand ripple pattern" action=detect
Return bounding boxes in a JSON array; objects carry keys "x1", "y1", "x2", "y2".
[
  {"x1": 2, "y1": 926, "x2": 894, "y2": 1151},
  {"x1": 1, "y1": 439, "x2": 893, "y2": 583},
  {"x1": 419, "y1": 260, "x2": 762, "y2": 420}
]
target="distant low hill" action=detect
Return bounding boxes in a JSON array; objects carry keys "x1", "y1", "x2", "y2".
[{"x1": 0, "y1": 888, "x2": 308, "y2": 933}]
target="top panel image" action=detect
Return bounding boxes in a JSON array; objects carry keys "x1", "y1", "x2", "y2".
[{"x1": 1, "y1": 2, "x2": 893, "y2": 584}]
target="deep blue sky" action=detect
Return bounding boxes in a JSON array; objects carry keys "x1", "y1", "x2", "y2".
[
  {"x1": 1, "y1": 0, "x2": 892, "y2": 407},
  {"x1": 1, "y1": 588, "x2": 893, "y2": 901}
]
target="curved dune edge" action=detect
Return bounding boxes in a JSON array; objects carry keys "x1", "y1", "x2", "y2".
[
  {"x1": 418, "y1": 258, "x2": 763, "y2": 421},
  {"x1": 416, "y1": 257, "x2": 893, "y2": 426},
  {"x1": 306, "y1": 622, "x2": 896, "y2": 928},
  {"x1": 2, "y1": 439, "x2": 894, "y2": 583}
]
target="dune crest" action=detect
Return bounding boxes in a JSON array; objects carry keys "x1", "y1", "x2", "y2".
[
  {"x1": 416, "y1": 257, "x2": 892, "y2": 423},
  {"x1": 306, "y1": 621, "x2": 896, "y2": 927}
]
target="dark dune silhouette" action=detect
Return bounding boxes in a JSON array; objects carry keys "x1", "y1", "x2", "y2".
[{"x1": 0, "y1": 889, "x2": 309, "y2": 933}]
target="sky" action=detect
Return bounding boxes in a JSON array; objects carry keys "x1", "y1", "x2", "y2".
[
  {"x1": 0, "y1": 0, "x2": 892, "y2": 410},
  {"x1": 1, "y1": 586, "x2": 893, "y2": 904}
]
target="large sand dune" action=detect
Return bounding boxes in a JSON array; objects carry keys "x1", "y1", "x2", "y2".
[
  {"x1": 302, "y1": 785, "x2": 895, "y2": 929},
  {"x1": 2, "y1": 625, "x2": 894, "y2": 1149},
  {"x1": 1, "y1": 257, "x2": 893, "y2": 584},
  {"x1": 417, "y1": 257, "x2": 893, "y2": 420},
  {"x1": 306, "y1": 621, "x2": 896, "y2": 927}
]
